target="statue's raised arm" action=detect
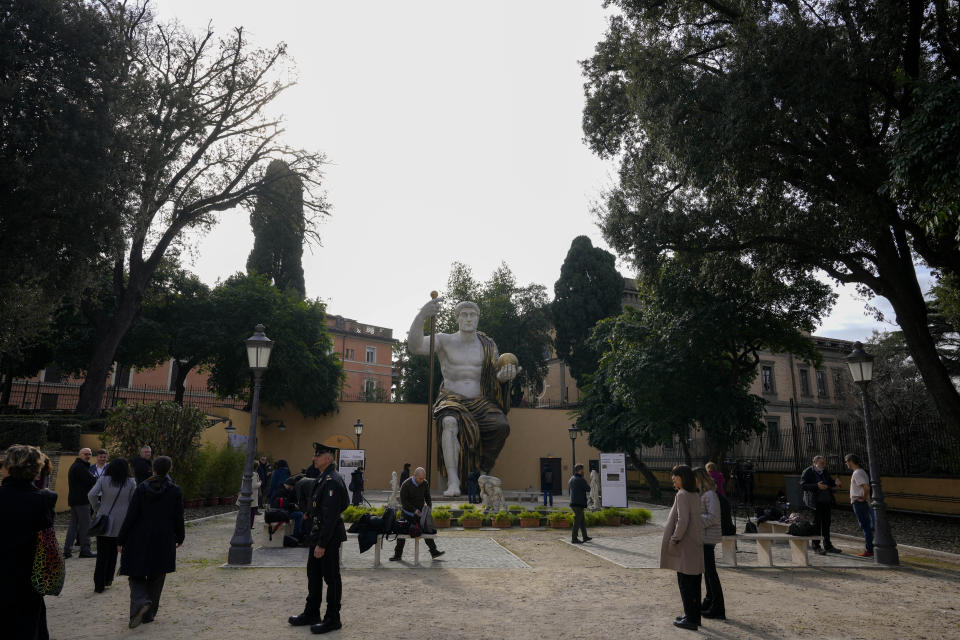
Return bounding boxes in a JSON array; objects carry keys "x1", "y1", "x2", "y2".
[{"x1": 407, "y1": 298, "x2": 442, "y2": 356}]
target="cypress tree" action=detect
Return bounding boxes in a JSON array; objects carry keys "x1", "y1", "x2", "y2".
[{"x1": 247, "y1": 159, "x2": 307, "y2": 298}]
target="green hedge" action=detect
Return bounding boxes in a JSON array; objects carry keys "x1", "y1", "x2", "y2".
[
  {"x1": 0, "y1": 420, "x2": 48, "y2": 449},
  {"x1": 60, "y1": 424, "x2": 81, "y2": 452}
]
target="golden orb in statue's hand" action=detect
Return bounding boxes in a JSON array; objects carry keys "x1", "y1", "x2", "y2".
[{"x1": 496, "y1": 353, "x2": 518, "y2": 370}]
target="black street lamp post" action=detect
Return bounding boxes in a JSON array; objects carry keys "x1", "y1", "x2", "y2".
[
  {"x1": 354, "y1": 419, "x2": 363, "y2": 450},
  {"x1": 846, "y1": 341, "x2": 899, "y2": 566},
  {"x1": 227, "y1": 324, "x2": 273, "y2": 565},
  {"x1": 569, "y1": 426, "x2": 579, "y2": 469}
]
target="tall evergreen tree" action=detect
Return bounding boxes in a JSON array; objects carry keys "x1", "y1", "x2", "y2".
[
  {"x1": 552, "y1": 236, "x2": 624, "y2": 385},
  {"x1": 247, "y1": 159, "x2": 307, "y2": 298}
]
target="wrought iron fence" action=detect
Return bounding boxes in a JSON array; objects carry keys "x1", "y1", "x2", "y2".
[
  {"x1": 3, "y1": 381, "x2": 246, "y2": 413},
  {"x1": 637, "y1": 418, "x2": 960, "y2": 477}
]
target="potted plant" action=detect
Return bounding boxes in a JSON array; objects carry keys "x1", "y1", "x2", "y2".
[
  {"x1": 549, "y1": 510, "x2": 573, "y2": 529},
  {"x1": 602, "y1": 507, "x2": 622, "y2": 526},
  {"x1": 459, "y1": 505, "x2": 482, "y2": 528},
  {"x1": 492, "y1": 510, "x2": 512, "y2": 528},
  {"x1": 518, "y1": 510, "x2": 541, "y2": 528},
  {"x1": 432, "y1": 507, "x2": 452, "y2": 528}
]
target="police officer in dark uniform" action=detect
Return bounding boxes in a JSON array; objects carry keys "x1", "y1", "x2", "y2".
[{"x1": 288, "y1": 443, "x2": 348, "y2": 634}]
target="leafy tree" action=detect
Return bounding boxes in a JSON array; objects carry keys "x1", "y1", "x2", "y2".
[
  {"x1": 576, "y1": 255, "x2": 831, "y2": 467},
  {"x1": 74, "y1": 5, "x2": 328, "y2": 415},
  {"x1": 392, "y1": 340, "x2": 439, "y2": 404},
  {"x1": 206, "y1": 273, "x2": 343, "y2": 417},
  {"x1": 438, "y1": 262, "x2": 552, "y2": 405},
  {"x1": 102, "y1": 401, "x2": 208, "y2": 465},
  {"x1": 0, "y1": 0, "x2": 129, "y2": 358},
  {"x1": 853, "y1": 331, "x2": 941, "y2": 427},
  {"x1": 552, "y1": 236, "x2": 624, "y2": 385},
  {"x1": 247, "y1": 159, "x2": 307, "y2": 298},
  {"x1": 582, "y1": 0, "x2": 960, "y2": 431}
]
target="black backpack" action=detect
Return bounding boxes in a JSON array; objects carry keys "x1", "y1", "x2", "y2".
[{"x1": 744, "y1": 520, "x2": 758, "y2": 534}]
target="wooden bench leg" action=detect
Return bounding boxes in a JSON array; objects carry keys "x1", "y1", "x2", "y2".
[
  {"x1": 413, "y1": 538, "x2": 421, "y2": 567},
  {"x1": 756, "y1": 539, "x2": 774, "y2": 566},
  {"x1": 722, "y1": 539, "x2": 737, "y2": 567},
  {"x1": 374, "y1": 535, "x2": 382, "y2": 568},
  {"x1": 758, "y1": 521, "x2": 775, "y2": 534},
  {"x1": 789, "y1": 539, "x2": 810, "y2": 567}
]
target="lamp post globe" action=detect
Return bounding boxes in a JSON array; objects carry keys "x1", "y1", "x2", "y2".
[
  {"x1": 228, "y1": 324, "x2": 273, "y2": 565},
  {"x1": 354, "y1": 419, "x2": 364, "y2": 450},
  {"x1": 845, "y1": 341, "x2": 899, "y2": 565}
]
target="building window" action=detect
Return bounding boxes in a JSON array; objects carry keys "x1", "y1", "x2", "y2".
[
  {"x1": 765, "y1": 418, "x2": 782, "y2": 450},
  {"x1": 804, "y1": 419, "x2": 817, "y2": 451},
  {"x1": 822, "y1": 421, "x2": 835, "y2": 450},
  {"x1": 344, "y1": 348, "x2": 355, "y2": 361},
  {"x1": 365, "y1": 346, "x2": 376, "y2": 363},
  {"x1": 364, "y1": 379, "x2": 377, "y2": 394},
  {"x1": 833, "y1": 369, "x2": 845, "y2": 398},
  {"x1": 816, "y1": 370, "x2": 828, "y2": 397},
  {"x1": 799, "y1": 368, "x2": 811, "y2": 396},
  {"x1": 114, "y1": 365, "x2": 132, "y2": 389},
  {"x1": 42, "y1": 366, "x2": 62, "y2": 384},
  {"x1": 761, "y1": 365, "x2": 775, "y2": 393}
]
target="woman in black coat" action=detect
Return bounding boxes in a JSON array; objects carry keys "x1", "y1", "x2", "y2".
[
  {"x1": 117, "y1": 455, "x2": 185, "y2": 629},
  {"x1": 0, "y1": 444, "x2": 58, "y2": 640}
]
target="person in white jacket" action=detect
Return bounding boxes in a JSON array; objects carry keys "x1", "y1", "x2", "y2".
[
  {"x1": 238, "y1": 461, "x2": 263, "y2": 528},
  {"x1": 694, "y1": 467, "x2": 726, "y2": 620}
]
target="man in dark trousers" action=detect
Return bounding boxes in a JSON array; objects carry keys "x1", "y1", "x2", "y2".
[
  {"x1": 800, "y1": 455, "x2": 842, "y2": 555},
  {"x1": 65, "y1": 447, "x2": 96, "y2": 558},
  {"x1": 288, "y1": 443, "x2": 348, "y2": 634},
  {"x1": 390, "y1": 466, "x2": 445, "y2": 561},
  {"x1": 541, "y1": 464, "x2": 554, "y2": 507},
  {"x1": 568, "y1": 463, "x2": 592, "y2": 544},
  {"x1": 132, "y1": 445, "x2": 153, "y2": 484}
]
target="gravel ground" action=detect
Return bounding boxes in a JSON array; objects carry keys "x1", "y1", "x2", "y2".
[{"x1": 629, "y1": 489, "x2": 960, "y2": 554}]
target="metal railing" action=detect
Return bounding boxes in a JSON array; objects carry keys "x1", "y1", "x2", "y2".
[
  {"x1": 2, "y1": 381, "x2": 246, "y2": 413},
  {"x1": 636, "y1": 418, "x2": 960, "y2": 477}
]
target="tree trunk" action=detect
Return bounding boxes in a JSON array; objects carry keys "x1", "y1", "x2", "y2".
[
  {"x1": 75, "y1": 293, "x2": 143, "y2": 417},
  {"x1": 173, "y1": 361, "x2": 192, "y2": 405},
  {"x1": 628, "y1": 450, "x2": 661, "y2": 500}
]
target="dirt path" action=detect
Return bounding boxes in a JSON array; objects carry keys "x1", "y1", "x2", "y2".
[{"x1": 46, "y1": 513, "x2": 960, "y2": 640}]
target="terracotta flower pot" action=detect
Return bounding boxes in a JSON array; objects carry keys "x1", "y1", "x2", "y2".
[
  {"x1": 519, "y1": 518, "x2": 541, "y2": 528},
  {"x1": 550, "y1": 519, "x2": 571, "y2": 529},
  {"x1": 460, "y1": 518, "x2": 482, "y2": 528},
  {"x1": 492, "y1": 519, "x2": 512, "y2": 528},
  {"x1": 205, "y1": 497, "x2": 218, "y2": 506},
  {"x1": 605, "y1": 516, "x2": 622, "y2": 526},
  {"x1": 434, "y1": 518, "x2": 451, "y2": 529}
]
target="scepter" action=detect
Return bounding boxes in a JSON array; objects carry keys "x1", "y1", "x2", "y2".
[{"x1": 425, "y1": 290, "x2": 438, "y2": 485}]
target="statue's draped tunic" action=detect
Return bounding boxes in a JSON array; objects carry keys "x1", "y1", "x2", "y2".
[{"x1": 433, "y1": 332, "x2": 510, "y2": 482}]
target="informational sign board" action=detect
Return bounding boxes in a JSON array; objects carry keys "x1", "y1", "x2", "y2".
[
  {"x1": 338, "y1": 449, "x2": 365, "y2": 504},
  {"x1": 600, "y1": 452, "x2": 627, "y2": 508}
]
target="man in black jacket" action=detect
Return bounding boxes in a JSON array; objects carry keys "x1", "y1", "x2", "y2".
[
  {"x1": 800, "y1": 455, "x2": 842, "y2": 555},
  {"x1": 64, "y1": 447, "x2": 96, "y2": 558},
  {"x1": 389, "y1": 466, "x2": 445, "y2": 562},
  {"x1": 568, "y1": 463, "x2": 592, "y2": 544},
  {"x1": 132, "y1": 445, "x2": 153, "y2": 484},
  {"x1": 288, "y1": 443, "x2": 348, "y2": 635}
]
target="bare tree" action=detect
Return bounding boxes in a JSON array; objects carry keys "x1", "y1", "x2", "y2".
[{"x1": 77, "y1": 3, "x2": 328, "y2": 415}]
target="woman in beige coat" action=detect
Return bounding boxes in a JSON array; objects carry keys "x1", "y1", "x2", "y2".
[{"x1": 660, "y1": 464, "x2": 704, "y2": 630}]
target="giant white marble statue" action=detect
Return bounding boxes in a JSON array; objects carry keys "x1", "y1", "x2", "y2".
[{"x1": 409, "y1": 299, "x2": 519, "y2": 496}]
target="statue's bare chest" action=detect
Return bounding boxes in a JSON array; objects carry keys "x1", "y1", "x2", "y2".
[{"x1": 443, "y1": 335, "x2": 485, "y2": 368}]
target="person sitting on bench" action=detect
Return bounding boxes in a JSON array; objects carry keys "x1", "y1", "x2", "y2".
[{"x1": 389, "y1": 466, "x2": 444, "y2": 561}]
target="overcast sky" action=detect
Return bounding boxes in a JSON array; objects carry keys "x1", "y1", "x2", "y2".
[{"x1": 156, "y1": 0, "x2": 913, "y2": 345}]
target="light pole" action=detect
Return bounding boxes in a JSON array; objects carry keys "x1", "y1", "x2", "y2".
[
  {"x1": 569, "y1": 426, "x2": 579, "y2": 469},
  {"x1": 227, "y1": 324, "x2": 273, "y2": 565},
  {"x1": 846, "y1": 341, "x2": 899, "y2": 566},
  {"x1": 354, "y1": 419, "x2": 364, "y2": 450}
]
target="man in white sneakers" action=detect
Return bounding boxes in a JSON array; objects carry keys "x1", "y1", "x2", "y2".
[{"x1": 845, "y1": 453, "x2": 874, "y2": 558}]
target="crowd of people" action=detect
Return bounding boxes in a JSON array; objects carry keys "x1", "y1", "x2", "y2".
[{"x1": 0, "y1": 440, "x2": 876, "y2": 638}]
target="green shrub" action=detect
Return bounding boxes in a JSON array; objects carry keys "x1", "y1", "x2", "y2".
[
  {"x1": 517, "y1": 510, "x2": 541, "y2": 520},
  {"x1": 622, "y1": 508, "x2": 652, "y2": 525},
  {"x1": 431, "y1": 506, "x2": 452, "y2": 520},
  {"x1": 508, "y1": 505, "x2": 522, "y2": 512},
  {"x1": 214, "y1": 443, "x2": 245, "y2": 497},
  {"x1": 548, "y1": 511, "x2": 573, "y2": 523},
  {"x1": 195, "y1": 445, "x2": 220, "y2": 498},
  {"x1": 492, "y1": 510, "x2": 512, "y2": 522},
  {"x1": 584, "y1": 510, "x2": 605, "y2": 527},
  {"x1": 102, "y1": 402, "x2": 207, "y2": 464},
  {"x1": 60, "y1": 424, "x2": 81, "y2": 452},
  {"x1": 0, "y1": 420, "x2": 48, "y2": 449},
  {"x1": 177, "y1": 449, "x2": 205, "y2": 500},
  {"x1": 342, "y1": 505, "x2": 371, "y2": 523}
]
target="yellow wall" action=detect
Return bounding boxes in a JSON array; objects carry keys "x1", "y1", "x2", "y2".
[{"x1": 239, "y1": 402, "x2": 600, "y2": 493}]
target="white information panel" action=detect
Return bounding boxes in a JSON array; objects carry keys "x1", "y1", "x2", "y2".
[
  {"x1": 338, "y1": 449, "x2": 365, "y2": 504},
  {"x1": 600, "y1": 452, "x2": 627, "y2": 508}
]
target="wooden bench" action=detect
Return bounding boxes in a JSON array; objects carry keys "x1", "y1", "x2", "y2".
[
  {"x1": 758, "y1": 520, "x2": 791, "y2": 534},
  {"x1": 372, "y1": 533, "x2": 439, "y2": 568},
  {"x1": 262, "y1": 521, "x2": 294, "y2": 547},
  {"x1": 738, "y1": 533, "x2": 823, "y2": 567}
]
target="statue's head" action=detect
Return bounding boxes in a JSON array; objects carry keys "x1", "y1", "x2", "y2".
[{"x1": 455, "y1": 301, "x2": 480, "y2": 332}]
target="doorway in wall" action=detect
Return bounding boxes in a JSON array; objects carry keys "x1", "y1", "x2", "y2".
[{"x1": 539, "y1": 457, "x2": 562, "y2": 495}]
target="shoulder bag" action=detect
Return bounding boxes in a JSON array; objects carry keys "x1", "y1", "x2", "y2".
[
  {"x1": 31, "y1": 527, "x2": 65, "y2": 596},
  {"x1": 88, "y1": 483, "x2": 123, "y2": 537}
]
